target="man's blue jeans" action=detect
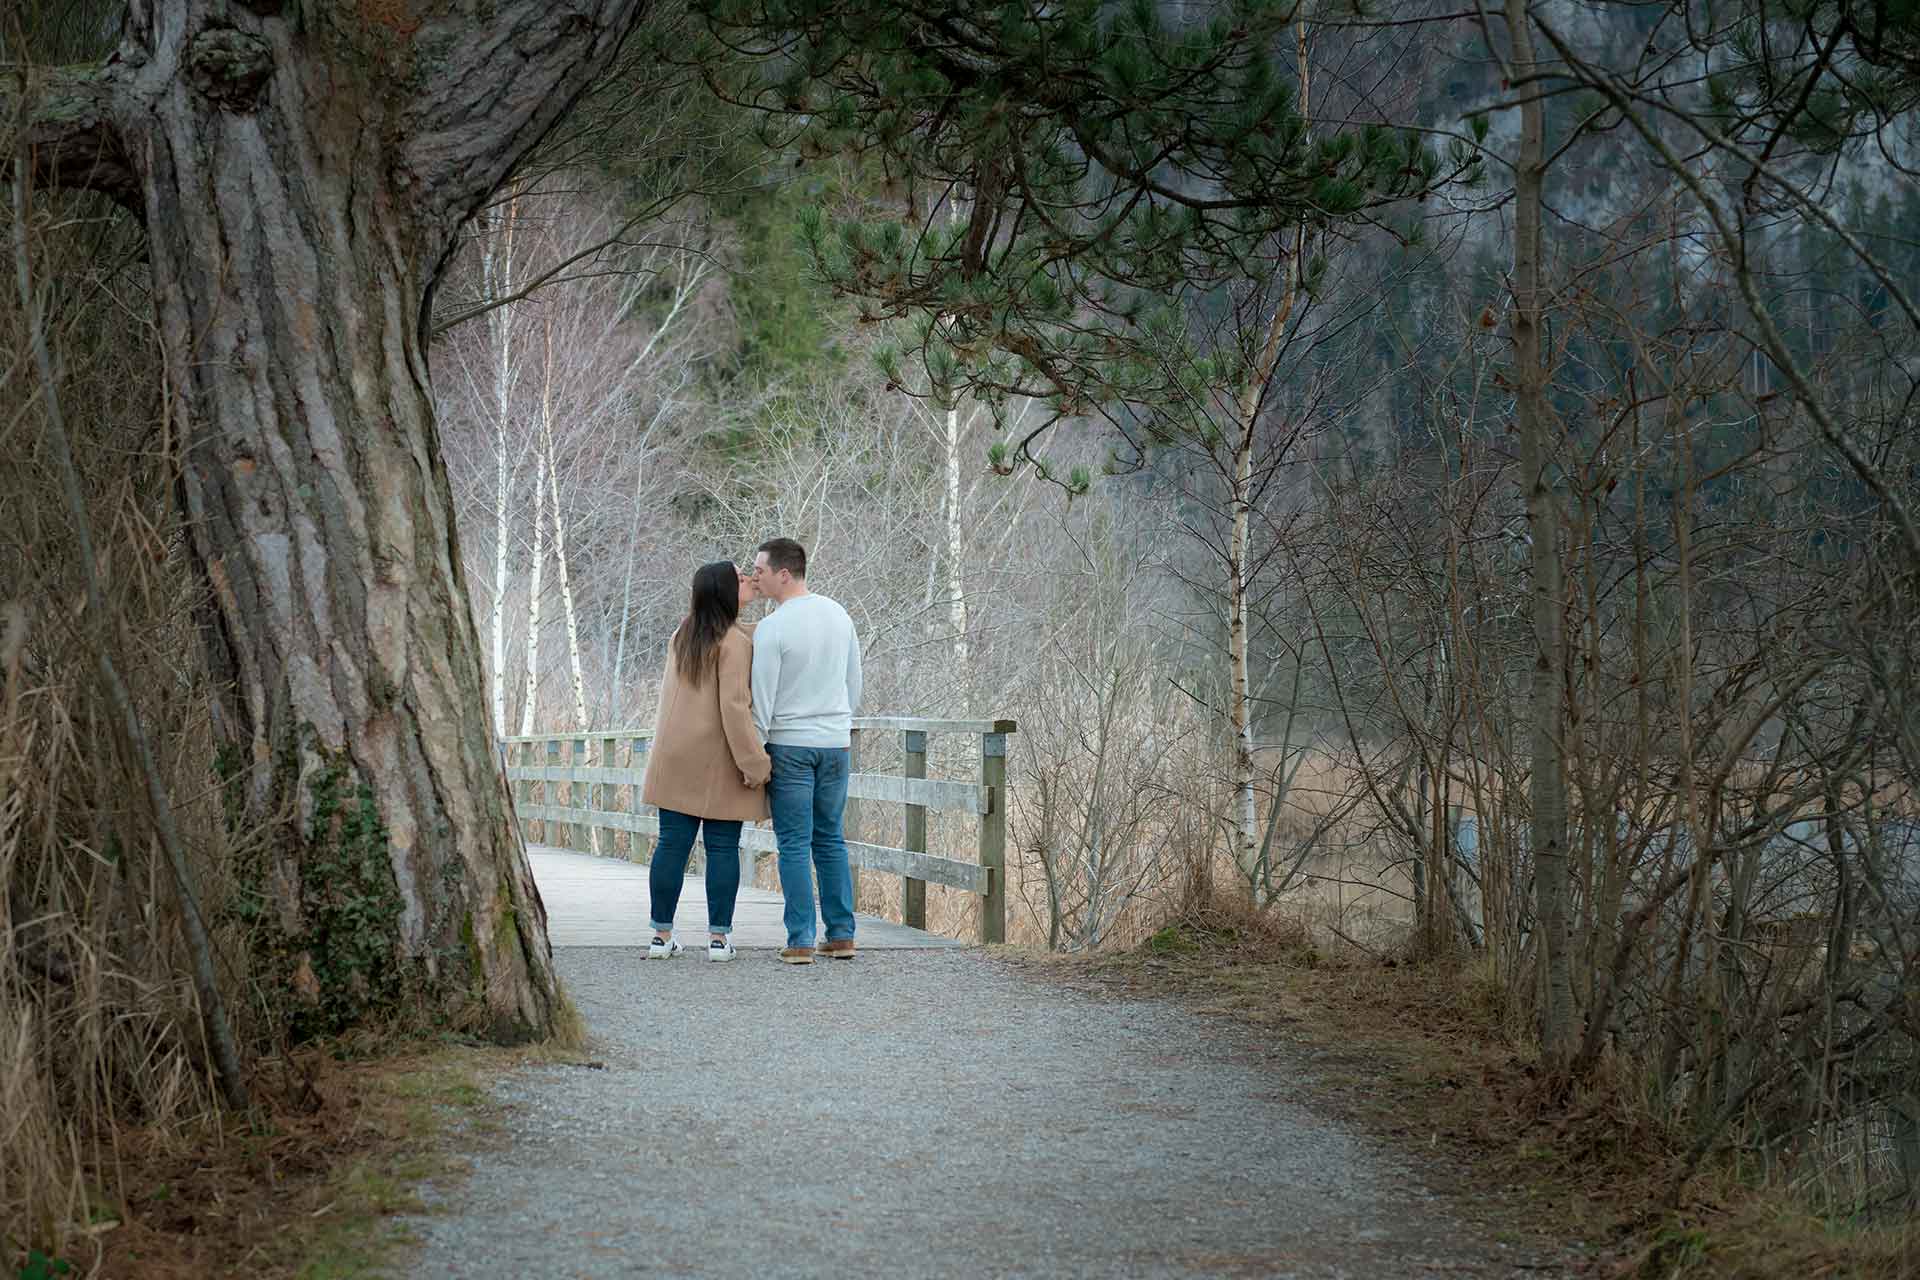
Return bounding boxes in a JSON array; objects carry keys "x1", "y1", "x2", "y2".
[
  {"x1": 766, "y1": 744, "x2": 856, "y2": 949},
  {"x1": 648, "y1": 808, "x2": 741, "y2": 935}
]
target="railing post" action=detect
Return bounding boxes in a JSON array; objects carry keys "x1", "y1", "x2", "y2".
[
  {"x1": 902, "y1": 729, "x2": 928, "y2": 929},
  {"x1": 631, "y1": 735, "x2": 648, "y2": 863},
  {"x1": 979, "y1": 730, "x2": 1007, "y2": 944},
  {"x1": 570, "y1": 737, "x2": 589, "y2": 852},
  {"x1": 589, "y1": 735, "x2": 604, "y2": 855},
  {"x1": 512, "y1": 741, "x2": 528, "y2": 835},
  {"x1": 545, "y1": 738, "x2": 562, "y2": 848},
  {"x1": 844, "y1": 727, "x2": 862, "y2": 908}
]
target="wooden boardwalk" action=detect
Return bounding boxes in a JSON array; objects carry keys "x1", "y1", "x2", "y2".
[{"x1": 529, "y1": 846, "x2": 967, "y2": 950}]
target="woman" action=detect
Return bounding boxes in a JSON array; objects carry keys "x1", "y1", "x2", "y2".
[{"x1": 639, "y1": 562, "x2": 770, "y2": 961}]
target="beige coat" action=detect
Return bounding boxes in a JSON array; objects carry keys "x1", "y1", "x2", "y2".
[{"x1": 641, "y1": 622, "x2": 771, "y2": 821}]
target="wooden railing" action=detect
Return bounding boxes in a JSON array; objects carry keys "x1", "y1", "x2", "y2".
[{"x1": 500, "y1": 716, "x2": 1017, "y2": 943}]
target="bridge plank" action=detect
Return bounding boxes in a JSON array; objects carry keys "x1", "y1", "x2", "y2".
[
  {"x1": 844, "y1": 840, "x2": 991, "y2": 894},
  {"x1": 509, "y1": 768, "x2": 986, "y2": 814},
  {"x1": 503, "y1": 715, "x2": 1019, "y2": 749},
  {"x1": 507, "y1": 765, "x2": 640, "y2": 785},
  {"x1": 845, "y1": 772, "x2": 988, "y2": 814},
  {"x1": 515, "y1": 805, "x2": 990, "y2": 894},
  {"x1": 854, "y1": 716, "x2": 1018, "y2": 735},
  {"x1": 527, "y1": 846, "x2": 966, "y2": 949}
]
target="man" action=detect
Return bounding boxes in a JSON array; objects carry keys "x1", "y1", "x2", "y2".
[{"x1": 749, "y1": 537, "x2": 864, "y2": 964}]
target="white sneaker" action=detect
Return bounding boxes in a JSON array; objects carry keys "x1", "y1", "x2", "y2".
[
  {"x1": 647, "y1": 934, "x2": 682, "y2": 959},
  {"x1": 708, "y1": 937, "x2": 737, "y2": 963}
]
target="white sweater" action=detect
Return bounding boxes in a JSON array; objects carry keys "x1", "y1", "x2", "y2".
[{"x1": 750, "y1": 593, "x2": 863, "y2": 747}]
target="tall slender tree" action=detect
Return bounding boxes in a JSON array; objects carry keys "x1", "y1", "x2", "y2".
[{"x1": 1501, "y1": 0, "x2": 1574, "y2": 1069}]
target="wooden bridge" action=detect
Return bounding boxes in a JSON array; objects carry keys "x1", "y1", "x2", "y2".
[
  {"x1": 418, "y1": 711, "x2": 1550, "y2": 1279},
  {"x1": 501, "y1": 716, "x2": 1016, "y2": 948}
]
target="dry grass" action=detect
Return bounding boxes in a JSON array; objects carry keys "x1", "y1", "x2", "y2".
[
  {"x1": 46, "y1": 1037, "x2": 545, "y2": 1279},
  {"x1": 0, "y1": 611, "x2": 239, "y2": 1266},
  {"x1": 1006, "y1": 866, "x2": 1918, "y2": 1280},
  {"x1": 0, "y1": 184, "x2": 493, "y2": 1273}
]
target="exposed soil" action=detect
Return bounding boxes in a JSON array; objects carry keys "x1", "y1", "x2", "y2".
[{"x1": 40, "y1": 1041, "x2": 522, "y2": 1279}]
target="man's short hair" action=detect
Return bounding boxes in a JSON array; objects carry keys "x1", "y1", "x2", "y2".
[{"x1": 758, "y1": 537, "x2": 807, "y2": 579}]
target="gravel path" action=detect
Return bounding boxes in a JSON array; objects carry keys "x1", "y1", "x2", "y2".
[{"x1": 403, "y1": 948, "x2": 1574, "y2": 1279}]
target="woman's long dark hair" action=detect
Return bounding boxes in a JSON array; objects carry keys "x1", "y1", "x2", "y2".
[{"x1": 672, "y1": 561, "x2": 740, "y2": 685}]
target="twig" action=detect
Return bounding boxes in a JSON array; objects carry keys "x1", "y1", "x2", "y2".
[{"x1": 1324, "y1": 922, "x2": 1384, "y2": 960}]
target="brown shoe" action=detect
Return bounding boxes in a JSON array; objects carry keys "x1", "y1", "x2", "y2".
[
  {"x1": 818, "y1": 938, "x2": 856, "y2": 959},
  {"x1": 779, "y1": 947, "x2": 815, "y2": 965}
]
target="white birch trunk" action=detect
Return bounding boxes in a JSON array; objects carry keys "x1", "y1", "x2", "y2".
[
  {"x1": 1229, "y1": 23, "x2": 1308, "y2": 904},
  {"x1": 1228, "y1": 405, "x2": 1260, "y2": 898},
  {"x1": 518, "y1": 448, "x2": 546, "y2": 738},
  {"x1": 540, "y1": 319, "x2": 597, "y2": 851},
  {"x1": 609, "y1": 449, "x2": 645, "y2": 720},
  {"x1": 941, "y1": 196, "x2": 971, "y2": 703},
  {"x1": 483, "y1": 195, "x2": 518, "y2": 739},
  {"x1": 945, "y1": 400, "x2": 969, "y2": 688}
]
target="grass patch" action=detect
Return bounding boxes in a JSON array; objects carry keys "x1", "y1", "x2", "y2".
[
  {"x1": 36, "y1": 1026, "x2": 600, "y2": 1280},
  {"x1": 1144, "y1": 924, "x2": 1200, "y2": 955}
]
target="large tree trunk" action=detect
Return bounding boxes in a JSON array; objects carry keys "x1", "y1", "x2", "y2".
[{"x1": 19, "y1": 0, "x2": 651, "y2": 1043}]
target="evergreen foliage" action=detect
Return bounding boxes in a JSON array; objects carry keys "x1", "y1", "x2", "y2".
[
  {"x1": 1705, "y1": 0, "x2": 1920, "y2": 150},
  {"x1": 692, "y1": 0, "x2": 1479, "y2": 476}
]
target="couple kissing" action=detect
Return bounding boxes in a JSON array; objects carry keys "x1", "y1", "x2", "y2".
[{"x1": 638, "y1": 537, "x2": 862, "y2": 965}]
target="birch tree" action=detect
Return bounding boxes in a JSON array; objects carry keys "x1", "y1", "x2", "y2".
[
  {"x1": 438, "y1": 184, "x2": 720, "y2": 736},
  {"x1": 1220, "y1": 22, "x2": 1311, "y2": 904},
  {"x1": 482, "y1": 194, "x2": 521, "y2": 741},
  {"x1": 519, "y1": 444, "x2": 549, "y2": 739}
]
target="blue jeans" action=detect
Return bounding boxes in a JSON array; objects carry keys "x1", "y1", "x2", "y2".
[
  {"x1": 648, "y1": 808, "x2": 741, "y2": 935},
  {"x1": 767, "y1": 744, "x2": 856, "y2": 949}
]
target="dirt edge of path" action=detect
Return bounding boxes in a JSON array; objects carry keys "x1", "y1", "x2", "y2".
[{"x1": 992, "y1": 933, "x2": 1916, "y2": 1280}]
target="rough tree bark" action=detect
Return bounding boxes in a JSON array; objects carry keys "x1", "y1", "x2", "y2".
[
  {"x1": 12, "y1": 0, "x2": 652, "y2": 1043},
  {"x1": 1505, "y1": 0, "x2": 1574, "y2": 1067}
]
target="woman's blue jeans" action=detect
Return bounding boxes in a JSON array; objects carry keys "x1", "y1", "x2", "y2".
[{"x1": 648, "y1": 808, "x2": 741, "y2": 935}]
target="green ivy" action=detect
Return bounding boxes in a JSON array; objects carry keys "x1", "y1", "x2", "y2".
[
  {"x1": 17, "y1": 1251, "x2": 72, "y2": 1280},
  {"x1": 287, "y1": 748, "x2": 409, "y2": 1039}
]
